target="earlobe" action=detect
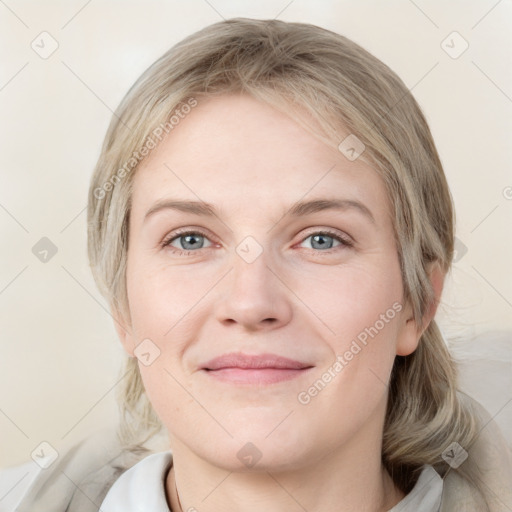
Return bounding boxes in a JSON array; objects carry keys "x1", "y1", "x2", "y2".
[
  {"x1": 396, "y1": 311, "x2": 421, "y2": 357},
  {"x1": 111, "y1": 307, "x2": 136, "y2": 357},
  {"x1": 396, "y1": 261, "x2": 446, "y2": 357}
]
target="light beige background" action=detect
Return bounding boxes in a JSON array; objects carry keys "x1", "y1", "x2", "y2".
[{"x1": 1, "y1": 0, "x2": 511, "y2": 469}]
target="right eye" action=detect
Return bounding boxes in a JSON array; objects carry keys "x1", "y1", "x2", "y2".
[{"x1": 161, "y1": 229, "x2": 214, "y2": 254}]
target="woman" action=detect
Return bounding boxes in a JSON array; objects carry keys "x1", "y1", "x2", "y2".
[{"x1": 12, "y1": 17, "x2": 512, "y2": 512}]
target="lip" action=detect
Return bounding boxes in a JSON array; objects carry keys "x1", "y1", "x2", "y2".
[{"x1": 201, "y1": 353, "x2": 314, "y2": 385}]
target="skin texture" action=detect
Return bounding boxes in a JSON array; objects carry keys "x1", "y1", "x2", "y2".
[{"x1": 114, "y1": 93, "x2": 443, "y2": 511}]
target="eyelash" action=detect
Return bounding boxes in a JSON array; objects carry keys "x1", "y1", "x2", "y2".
[{"x1": 160, "y1": 228, "x2": 354, "y2": 256}]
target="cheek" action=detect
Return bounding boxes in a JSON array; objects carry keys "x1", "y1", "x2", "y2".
[
  {"x1": 126, "y1": 258, "x2": 213, "y2": 337},
  {"x1": 138, "y1": 365, "x2": 181, "y2": 415},
  {"x1": 310, "y1": 259, "x2": 404, "y2": 386},
  {"x1": 295, "y1": 274, "x2": 403, "y2": 442},
  {"x1": 299, "y1": 259, "x2": 404, "y2": 343},
  {"x1": 125, "y1": 261, "x2": 215, "y2": 416}
]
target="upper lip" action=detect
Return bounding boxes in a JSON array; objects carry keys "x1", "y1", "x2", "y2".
[{"x1": 202, "y1": 353, "x2": 313, "y2": 370}]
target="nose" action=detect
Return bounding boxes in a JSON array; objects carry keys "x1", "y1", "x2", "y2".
[{"x1": 214, "y1": 246, "x2": 293, "y2": 332}]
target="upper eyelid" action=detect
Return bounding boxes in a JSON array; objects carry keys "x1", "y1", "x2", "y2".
[{"x1": 162, "y1": 227, "x2": 216, "y2": 245}]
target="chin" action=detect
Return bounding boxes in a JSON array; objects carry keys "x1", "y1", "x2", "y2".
[
  {"x1": 214, "y1": 419, "x2": 313, "y2": 469},
  {"x1": 225, "y1": 407, "x2": 301, "y2": 437},
  {"x1": 198, "y1": 435, "x2": 312, "y2": 474}
]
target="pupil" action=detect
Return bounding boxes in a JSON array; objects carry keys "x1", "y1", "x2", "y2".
[
  {"x1": 313, "y1": 234, "x2": 331, "y2": 249},
  {"x1": 184, "y1": 234, "x2": 200, "y2": 249}
]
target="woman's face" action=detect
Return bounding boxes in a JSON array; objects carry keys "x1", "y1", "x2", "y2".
[{"x1": 117, "y1": 93, "x2": 422, "y2": 471}]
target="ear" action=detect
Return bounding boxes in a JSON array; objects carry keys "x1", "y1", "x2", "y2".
[
  {"x1": 396, "y1": 261, "x2": 445, "y2": 356},
  {"x1": 112, "y1": 307, "x2": 136, "y2": 358}
]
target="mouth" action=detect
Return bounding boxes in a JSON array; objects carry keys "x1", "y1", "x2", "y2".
[{"x1": 201, "y1": 353, "x2": 314, "y2": 385}]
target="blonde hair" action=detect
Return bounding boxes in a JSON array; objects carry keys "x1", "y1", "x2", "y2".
[{"x1": 87, "y1": 18, "x2": 481, "y2": 495}]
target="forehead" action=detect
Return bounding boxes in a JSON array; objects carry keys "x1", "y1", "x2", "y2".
[{"x1": 131, "y1": 94, "x2": 388, "y2": 220}]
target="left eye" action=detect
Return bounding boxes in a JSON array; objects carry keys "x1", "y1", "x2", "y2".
[{"x1": 299, "y1": 232, "x2": 351, "y2": 251}]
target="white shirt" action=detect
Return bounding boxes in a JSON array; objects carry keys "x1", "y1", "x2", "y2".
[{"x1": 99, "y1": 451, "x2": 443, "y2": 511}]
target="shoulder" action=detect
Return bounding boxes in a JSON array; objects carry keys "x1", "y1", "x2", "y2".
[
  {"x1": 440, "y1": 393, "x2": 512, "y2": 511},
  {"x1": 0, "y1": 459, "x2": 41, "y2": 511},
  {"x1": 440, "y1": 470, "x2": 488, "y2": 510},
  {"x1": 389, "y1": 465, "x2": 443, "y2": 512},
  {"x1": 3, "y1": 428, "x2": 153, "y2": 512}
]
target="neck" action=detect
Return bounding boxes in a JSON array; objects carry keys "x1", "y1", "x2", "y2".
[
  {"x1": 167, "y1": 465, "x2": 403, "y2": 512},
  {"x1": 165, "y1": 432, "x2": 404, "y2": 512}
]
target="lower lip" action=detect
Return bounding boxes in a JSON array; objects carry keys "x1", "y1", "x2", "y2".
[{"x1": 203, "y1": 367, "x2": 312, "y2": 385}]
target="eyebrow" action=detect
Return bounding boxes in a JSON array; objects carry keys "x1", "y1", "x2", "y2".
[{"x1": 144, "y1": 198, "x2": 375, "y2": 224}]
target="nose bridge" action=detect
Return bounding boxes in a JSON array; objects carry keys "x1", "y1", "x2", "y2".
[
  {"x1": 230, "y1": 234, "x2": 275, "y2": 302},
  {"x1": 214, "y1": 234, "x2": 292, "y2": 329},
  {"x1": 237, "y1": 238, "x2": 268, "y2": 279}
]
